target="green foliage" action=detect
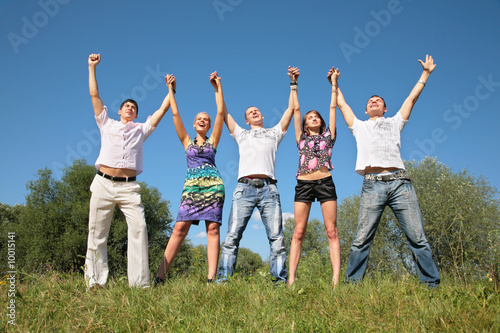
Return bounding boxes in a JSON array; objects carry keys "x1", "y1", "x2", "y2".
[
  {"x1": 284, "y1": 218, "x2": 331, "y2": 264},
  {"x1": 337, "y1": 157, "x2": 500, "y2": 282},
  {"x1": 338, "y1": 194, "x2": 414, "y2": 276},
  {"x1": 235, "y1": 247, "x2": 264, "y2": 275},
  {"x1": 406, "y1": 157, "x2": 500, "y2": 282},
  {"x1": 0, "y1": 159, "x2": 178, "y2": 280}
]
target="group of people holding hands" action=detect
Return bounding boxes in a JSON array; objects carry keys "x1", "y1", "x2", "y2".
[{"x1": 84, "y1": 53, "x2": 441, "y2": 290}]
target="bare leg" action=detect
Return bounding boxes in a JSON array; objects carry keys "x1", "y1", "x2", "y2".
[
  {"x1": 157, "y1": 221, "x2": 192, "y2": 280},
  {"x1": 205, "y1": 221, "x2": 220, "y2": 281},
  {"x1": 320, "y1": 200, "x2": 340, "y2": 287},
  {"x1": 288, "y1": 201, "x2": 312, "y2": 286}
]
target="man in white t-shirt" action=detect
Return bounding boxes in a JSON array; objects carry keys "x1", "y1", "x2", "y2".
[
  {"x1": 335, "y1": 55, "x2": 440, "y2": 287},
  {"x1": 217, "y1": 67, "x2": 299, "y2": 283},
  {"x1": 85, "y1": 54, "x2": 174, "y2": 289}
]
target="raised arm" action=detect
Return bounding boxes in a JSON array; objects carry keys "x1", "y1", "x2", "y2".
[
  {"x1": 168, "y1": 76, "x2": 190, "y2": 149},
  {"x1": 88, "y1": 54, "x2": 104, "y2": 117},
  {"x1": 328, "y1": 67, "x2": 355, "y2": 128},
  {"x1": 149, "y1": 76, "x2": 172, "y2": 128},
  {"x1": 281, "y1": 66, "x2": 299, "y2": 133},
  {"x1": 286, "y1": 67, "x2": 301, "y2": 143},
  {"x1": 329, "y1": 67, "x2": 339, "y2": 139},
  {"x1": 399, "y1": 54, "x2": 436, "y2": 121},
  {"x1": 209, "y1": 71, "x2": 225, "y2": 148}
]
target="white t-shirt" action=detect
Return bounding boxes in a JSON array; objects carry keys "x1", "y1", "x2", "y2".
[
  {"x1": 95, "y1": 107, "x2": 155, "y2": 175},
  {"x1": 231, "y1": 122, "x2": 286, "y2": 179},
  {"x1": 350, "y1": 111, "x2": 407, "y2": 176}
]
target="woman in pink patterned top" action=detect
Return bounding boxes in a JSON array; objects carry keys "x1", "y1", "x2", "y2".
[{"x1": 288, "y1": 66, "x2": 341, "y2": 287}]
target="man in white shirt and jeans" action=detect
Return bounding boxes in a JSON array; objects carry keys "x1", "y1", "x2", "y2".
[
  {"x1": 217, "y1": 67, "x2": 299, "y2": 283},
  {"x1": 85, "y1": 53, "x2": 173, "y2": 289},
  {"x1": 335, "y1": 55, "x2": 440, "y2": 288}
]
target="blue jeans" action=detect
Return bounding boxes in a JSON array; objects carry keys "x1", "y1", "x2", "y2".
[
  {"x1": 345, "y1": 178, "x2": 440, "y2": 287},
  {"x1": 218, "y1": 182, "x2": 287, "y2": 282}
]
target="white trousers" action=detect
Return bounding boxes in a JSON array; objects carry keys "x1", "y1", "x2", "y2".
[{"x1": 84, "y1": 175, "x2": 150, "y2": 288}]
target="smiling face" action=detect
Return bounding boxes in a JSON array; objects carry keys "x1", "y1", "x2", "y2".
[
  {"x1": 118, "y1": 100, "x2": 138, "y2": 123},
  {"x1": 244, "y1": 106, "x2": 264, "y2": 127},
  {"x1": 193, "y1": 112, "x2": 211, "y2": 134},
  {"x1": 302, "y1": 110, "x2": 325, "y2": 135},
  {"x1": 365, "y1": 95, "x2": 387, "y2": 119}
]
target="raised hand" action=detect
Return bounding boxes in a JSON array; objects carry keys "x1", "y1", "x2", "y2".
[
  {"x1": 328, "y1": 66, "x2": 340, "y2": 85},
  {"x1": 288, "y1": 66, "x2": 300, "y2": 82},
  {"x1": 88, "y1": 53, "x2": 100, "y2": 67},
  {"x1": 327, "y1": 66, "x2": 340, "y2": 85},
  {"x1": 210, "y1": 71, "x2": 221, "y2": 88},
  {"x1": 165, "y1": 74, "x2": 176, "y2": 91},
  {"x1": 418, "y1": 54, "x2": 436, "y2": 74}
]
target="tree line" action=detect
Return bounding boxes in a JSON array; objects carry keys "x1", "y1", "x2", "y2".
[{"x1": 1, "y1": 157, "x2": 498, "y2": 284}]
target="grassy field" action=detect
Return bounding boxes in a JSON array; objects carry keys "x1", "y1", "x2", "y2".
[{"x1": 1, "y1": 265, "x2": 499, "y2": 333}]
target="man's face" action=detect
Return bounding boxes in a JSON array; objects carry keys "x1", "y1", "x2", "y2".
[
  {"x1": 365, "y1": 96, "x2": 387, "y2": 117},
  {"x1": 245, "y1": 107, "x2": 264, "y2": 126},
  {"x1": 119, "y1": 102, "x2": 138, "y2": 122}
]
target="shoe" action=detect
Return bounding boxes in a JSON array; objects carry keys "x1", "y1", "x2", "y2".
[{"x1": 154, "y1": 276, "x2": 165, "y2": 287}]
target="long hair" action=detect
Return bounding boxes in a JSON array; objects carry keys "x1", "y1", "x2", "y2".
[{"x1": 302, "y1": 110, "x2": 326, "y2": 135}]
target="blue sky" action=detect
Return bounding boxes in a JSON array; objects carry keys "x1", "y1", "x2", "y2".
[{"x1": 1, "y1": 0, "x2": 500, "y2": 260}]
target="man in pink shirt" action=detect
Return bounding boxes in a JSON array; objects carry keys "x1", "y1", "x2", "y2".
[{"x1": 84, "y1": 53, "x2": 174, "y2": 289}]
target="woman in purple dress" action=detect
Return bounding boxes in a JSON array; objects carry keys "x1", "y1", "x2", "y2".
[{"x1": 155, "y1": 72, "x2": 225, "y2": 285}]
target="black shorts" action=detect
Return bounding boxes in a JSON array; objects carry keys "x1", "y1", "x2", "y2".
[{"x1": 294, "y1": 176, "x2": 337, "y2": 203}]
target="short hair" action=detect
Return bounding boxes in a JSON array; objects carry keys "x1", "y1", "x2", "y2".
[
  {"x1": 302, "y1": 110, "x2": 326, "y2": 135},
  {"x1": 120, "y1": 99, "x2": 139, "y2": 115},
  {"x1": 366, "y1": 95, "x2": 387, "y2": 110},
  {"x1": 244, "y1": 106, "x2": 258, "y2": 120}
]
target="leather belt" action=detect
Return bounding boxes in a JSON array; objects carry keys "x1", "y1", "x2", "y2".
[
  {"x1": 364, "y1": 170, "x2": 410, "y2": 181},
  {"x1": 97, "y1": 170, "x2": 136, "y2": 182},
  {"x1": 237, "y1": 177, "x2": 277, "y2": 188}
]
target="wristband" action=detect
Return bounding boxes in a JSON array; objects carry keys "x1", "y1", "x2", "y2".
[
  {"x1": 291, "y1": 85, "x2": 298, "y2": 90},
  {"x1": 290, "y1": 82, "x2": 298, "y2": 86},
  {"x1": 418, "y1": 80, "x2": 426, "y2": 86},
  {"x1": 171, "y1": 88, "x2": 176, "y2": 94}
]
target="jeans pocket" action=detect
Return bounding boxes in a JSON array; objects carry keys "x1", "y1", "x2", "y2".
[
  {"x1": 233, "y1": 187, "x2": 245, "y2": 199},
  {"x1": 268, "y1": 184, "x2": 280, "y2": 201},
  {"x1": 361, "y1": 179, "x2": 375, "y2": 191}
]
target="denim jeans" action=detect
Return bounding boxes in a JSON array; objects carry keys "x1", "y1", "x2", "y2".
[
  {"x1": 345, "y1": 178, "x2": 440, "y2": 287},
  {"x1": 218, "y1": 182, "x2": 287, "y2": 282}
]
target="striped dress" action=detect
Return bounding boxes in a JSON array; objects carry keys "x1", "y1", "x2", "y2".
[{"x1": 176, "y1": 138, "x2": 225, "y2": 224}]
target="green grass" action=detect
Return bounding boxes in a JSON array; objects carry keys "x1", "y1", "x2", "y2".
[{"x1": 1, "y1": 268, "x2": 499, "y2": 332}]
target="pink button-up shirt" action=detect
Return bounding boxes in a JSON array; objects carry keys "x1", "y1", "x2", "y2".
[{"x1": 94, "y1": 107, "x2": 155, "y2": 175}]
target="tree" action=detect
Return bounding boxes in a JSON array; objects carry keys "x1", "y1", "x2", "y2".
[
  {"x1": 338, "y1": 157, "x2": 500, "y2": 281},
  {"x1": 284, "y1": 218, "x2": 331, "y2": 263},
  {"x1": 235, "y1": 247, "x2": 264, "y2": 275},
  {"x1": 2, "y1": 159, "x2": 181, "y2": 279},
  {"x1": 406, "y1": 157, "x2": 500, "y2": 281}
]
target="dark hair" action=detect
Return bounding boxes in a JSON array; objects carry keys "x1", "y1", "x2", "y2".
[
  {"x1": 302, "y1": 110, "x2": 326, "y2": 135},
  {"x1": 120, "y1": 99, "x2": 139, "y2": 115},
  {"x1": 366, "y1": 95, "x2": 387, "y2": 110}
]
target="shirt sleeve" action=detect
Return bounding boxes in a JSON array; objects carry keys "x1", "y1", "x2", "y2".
[
  {"x1": 230, "y1": 122, "x2": 242, "y2": 143},
  {"x1": 394, "y1": 111, "x2": 408, "y2": 132},
  {"x1": 142, "y1": 116, "x2": 155, "y2": 140},
  {"x1": 95, "y1": 106, "x2": 109, "y2": 130},
  {"x1": 275, "y1": 122, "x2": 285, "y2": 144},
  {"x1": 349, "y1": 116, "x2": 360, "y2": 136}
]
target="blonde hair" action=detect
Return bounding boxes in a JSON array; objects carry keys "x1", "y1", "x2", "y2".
[{"x1": 194, "y1": 112, "x2": 211, "y2": 126}]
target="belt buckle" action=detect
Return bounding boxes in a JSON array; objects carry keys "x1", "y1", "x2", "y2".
[{"x1": 250, "y1": 178, "x2": 264, "y2": 188}]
